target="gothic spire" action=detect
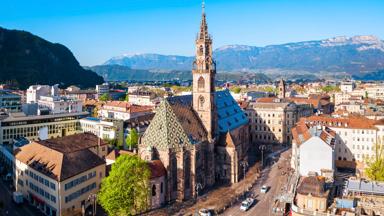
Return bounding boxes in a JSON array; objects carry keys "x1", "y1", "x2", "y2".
[{"x1": 199, "y1": 0, "x2": 209, "y2": 40}]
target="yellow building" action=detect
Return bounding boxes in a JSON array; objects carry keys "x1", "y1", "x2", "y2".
[{"x1": 14, "y1": 133, "x2": 107, "y2": 216}]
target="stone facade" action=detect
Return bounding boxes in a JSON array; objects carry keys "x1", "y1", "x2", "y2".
[{"x1": 245, "y1": 98, "x2": 313, "y2": 146}]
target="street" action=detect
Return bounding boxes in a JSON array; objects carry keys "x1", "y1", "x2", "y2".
[
  {"x1": 0, "y1": 177, "x2": 42, "y2": 216},
  {"x1": 222, "y1": 149, "x2": 291, "y2": 216}
]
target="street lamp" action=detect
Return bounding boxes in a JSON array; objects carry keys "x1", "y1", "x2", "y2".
[
  {"x1": 88, "y1": 193, "x2": 97, "y2": 216},
  {"x1": 240, "y1": 161, "x2": 248, "y2": 180},
  {"x1": 240, "y1": 161, "x2": 249, "y2": 198},
  {"x1": 194, "y1": 183, "x2": 203, "y2": 216},
  {"x1": 259, "y1": 145, "x2": 267, "y2": 168}
]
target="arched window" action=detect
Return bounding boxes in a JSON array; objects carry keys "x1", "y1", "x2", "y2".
[
  {"x1": 152, "y1": 185, "x2": 156, "y2": 196},
  {"x1": 198, "y1": 77, "x2": 205, "y2": 90},
  {"x1": 199, "y1": 45, "x2": 204, "y2": 55},
  {"x1": 199, "y1": 96, "x2": 205, "y2": 110}
]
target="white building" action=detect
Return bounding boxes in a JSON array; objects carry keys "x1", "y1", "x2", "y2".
[
  {"x1": 128, "y1": 91, "x2": 160, "y2": 106},
  {"x1": 303, "y1": 116, "x2": 384, "y2": 174},
  {"x1": 96, "y1": 83, "x2": 109, "y2": 96},
  {"x1": 27, "y1": 85, "x2": 58, "y2": 104},
  {"x1": 98, "y1": 101, "x2": 153, "y2": 121},
  {"x1": 79, "y1": 117, "x2": 124, "y2": 144},
  {"x1": 38, "y1": 96, "x2": 83, "y2": 114},
  {"x1": 340, "y1": 81, "x2": 355, "y2": 93},
  {"x1": 291, "y1": 122, "x2": 335, "y2": 178}
]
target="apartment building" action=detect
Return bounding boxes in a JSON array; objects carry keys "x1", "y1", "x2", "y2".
[
  {"x1": 96, "y1": 84, "x2": 109, "y2": 96},
  {"x1": 245, "y1": 98, "x2": 313, "y2": 145},
  {"x1": 291, "y1": 120, "x2": 336, "y2": 179},
  {"x1": 128, "y1": 91, "x2": 160, "y2": 106},
  {"x1": 0, "y1": 90, "x2": 21, "y2": 112},
  {"x1": 0, "y1": 111, "x2": 88, "y2": 144},
  {"x1": 79, "y1": 117, "x2": 124, "y2": 144},
  {"x1": 98, "y1": 101, "x2": 153, "y2": 121},
  {"x1": 27, "y1": 85, "x2": 58, "y2": 104},
  {"x1": 14, "y1": 133, "x2": 107, "y2": 216},
  {"x1": 302, "y1": 115, "x2": 384, "y2": 173},
  {"x1": 38, "y1": 96, "x2": 83, "y2": 114}
]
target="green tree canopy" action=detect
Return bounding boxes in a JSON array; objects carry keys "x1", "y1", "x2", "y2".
[
  {"x1": 365, "y1": 141, "x2": 384, "y2": 181},
  {"x1": 99, "y1": 93, "x2": 110, "y2": 101},
  {"x1": 230, "y1": 86, "x2": 242, "y2": 94},
  {"x1": 126, "y1": 128, "x2": 139, "y2": 149},
  {"x1": 321, "y1": 85, "x2": 340, "y2": 93},
  {"x1": 98, "y1": 155, "x2": 151, "y2": 216}
]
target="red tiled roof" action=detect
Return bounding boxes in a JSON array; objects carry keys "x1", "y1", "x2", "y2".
[
  {"x1": 303, "y1": 115, "x2": 377, "y2": 129},
  {"x1": 106, "y1": 149, "x2": 135, "y2": 161},
  {"x1": 103, "y1": 101, "x2": 153, "y2": 113},
  {"x1": 256, "y1": 97, "x2": 277, "y2": 103},
  {"x1": 288, "y1": 97, "x2": 320, "y2": 107}
]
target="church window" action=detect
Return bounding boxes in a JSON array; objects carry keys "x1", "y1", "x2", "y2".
[
  {"x1": 152, "y1": 185, "x2": 156, "y2": 196},
  {"x1": 160, "y1": 182, "x2": 163, "y2": 194},
  {"x1": 199, "y1": 96, "x2": 205, "y2": 110},
  {"x1": 198, "y1": 77, "x2": 205, "y2": 90}
]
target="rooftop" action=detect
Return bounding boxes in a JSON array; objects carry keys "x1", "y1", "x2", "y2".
[
  {"x1": 0, "y1": 111, "x2": 89, "y2": 123},
  {"x1": 297, "y1": 176, "x2": 328, "y2": 197},
  {"x1": 15, "y1": 133, "x2": 105, "y2": 181},
  {"x1": 38, "y1": 133, "x2": 107, "y2": 153},
  {"x1": 346, "y1": 179, "x2": 384, "y2": 196}
]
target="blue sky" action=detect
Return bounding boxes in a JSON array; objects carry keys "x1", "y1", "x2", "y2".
[{"x1": 1, "y1": 0, "x2": 383, "y2": 66}]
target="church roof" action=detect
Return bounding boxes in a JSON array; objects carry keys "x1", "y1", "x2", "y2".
[
  {"x1": 216, "y1": 90, "x2": 248, "y2": 132},
  {"x1": 141, "y1": 96, "x2": 207, "y2": 151},
  {"x1": 141, "y1": 90, "x2": 248, "y2": 150}
]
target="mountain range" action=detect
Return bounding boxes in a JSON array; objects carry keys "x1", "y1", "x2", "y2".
[
  {"x1": 105, "y1": 35, "x2": 384, "y2": 75},
  {"x1": 89, "y1": 64, "x2": 271, "y2": 83},
  {"x1": 0, "y1": 27, "x2": 104, "y2": 89}
]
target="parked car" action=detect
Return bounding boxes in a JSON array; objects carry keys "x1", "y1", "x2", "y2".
[
  {"x1": 240, "y1": 198, "x2": 255, "y2": 211},
  {"x1": 199, "y1": 209, "x2": 211, "y2": 216},
  {"x1": 260, "y1": 185, "x2": 269, "y2": 193}
]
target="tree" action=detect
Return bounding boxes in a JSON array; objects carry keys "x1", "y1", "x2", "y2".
[
  {"x1": 99, "y1": 93, "x2": 110, "y2": 101},
  {"x1": 321, "y1": 85, "x2": 340, "y2": 93},
  {"x1": 365, "y1": 139, "x2": 384, "y2": 181},
  {"x1": 98, "y1": 155, "x2": 151, "y2": 216},
  {"x1": 126, "y1": 128, "x2": 139, "y2": 150},
  {"x1": 231, "y1": 86, "x2": 242, "y2": 94}
]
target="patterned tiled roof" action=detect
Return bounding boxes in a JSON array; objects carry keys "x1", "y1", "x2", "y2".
[
  {"x1": 141, "y1": 97, "x2": 207, "y2": 151},
  {"x1": 141, "y1": 90, "x2": 248, "y2": 150}
]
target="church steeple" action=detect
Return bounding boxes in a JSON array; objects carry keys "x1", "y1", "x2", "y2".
[
  {"x1": 192, "y1": 0, "x2": 216, "y2": 141},
  {"x1": 199, "y1": 1, "x2": 209, "y2": 40}
]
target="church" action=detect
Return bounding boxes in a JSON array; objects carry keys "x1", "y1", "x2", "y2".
[{"x1": 138, "y1": 3, "x2": 250, "y2": 204}]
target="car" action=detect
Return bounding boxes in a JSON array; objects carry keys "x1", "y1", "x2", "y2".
[
  {"x1": 240, "y1": 198, "x2": 255, "y2": 211},
  {"x1": 260, "y1": 185, "x2": 269, "y2": 193},
  {"x1": 198, "y1": 208, "x2": 212, "y2": 216}
]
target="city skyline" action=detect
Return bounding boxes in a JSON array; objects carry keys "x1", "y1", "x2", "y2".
[{"x1": 1, "y1": 0, "x2": 384, "y2": 66}]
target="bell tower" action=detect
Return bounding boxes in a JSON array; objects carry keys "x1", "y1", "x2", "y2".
[
  {"x1": 278, "y1": 79, "x2": 286, "y2": 99},
  {"x1": 192, "y1": 1, "x2": 216, "y2": 140}
]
